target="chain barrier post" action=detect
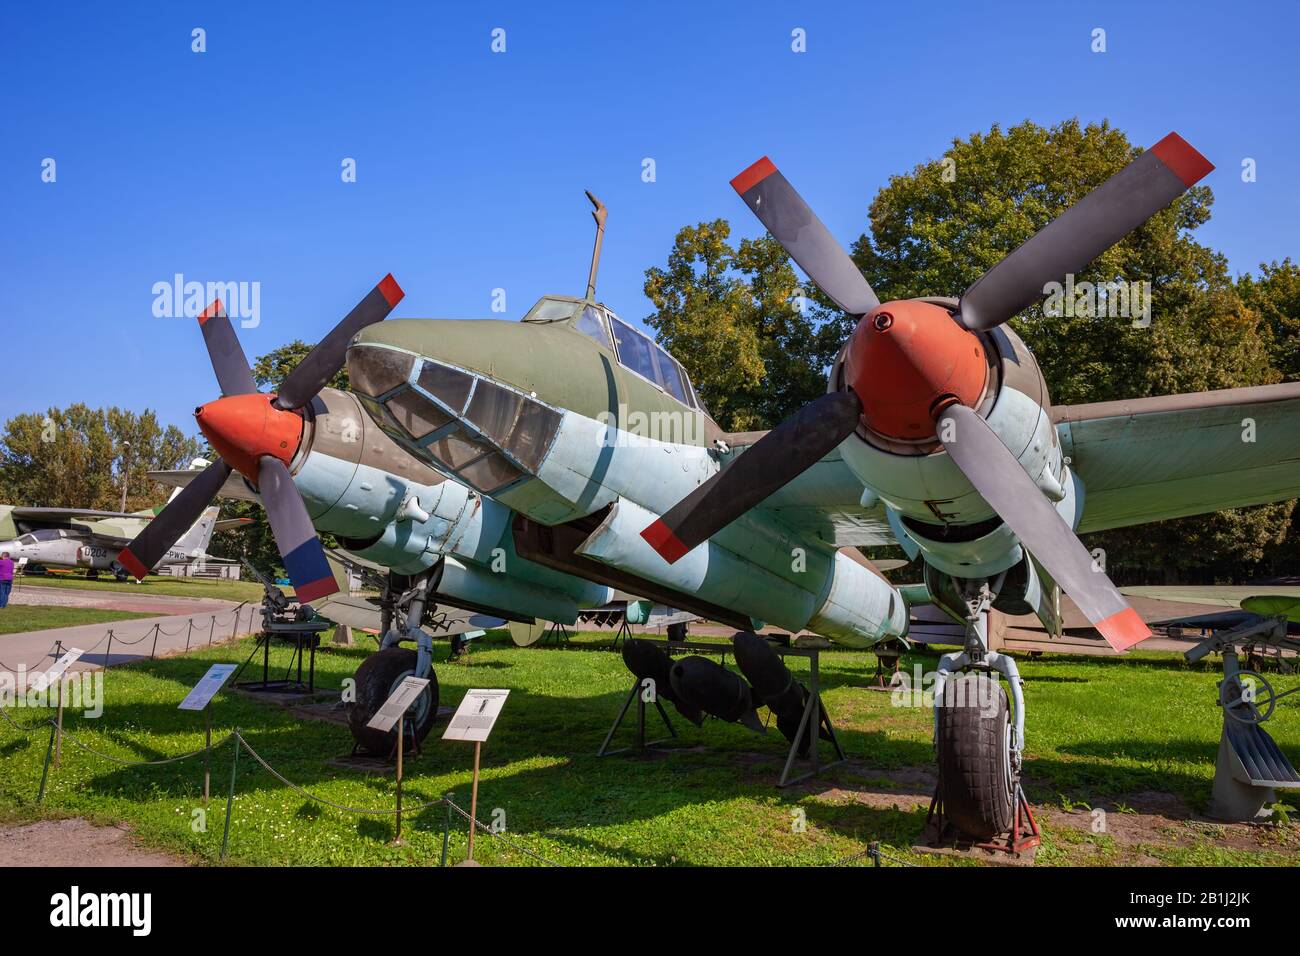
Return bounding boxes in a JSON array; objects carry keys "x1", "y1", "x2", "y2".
[
  {"x1": 37, "y1": 720, "x2": 56, "y2": 803},
  {"x1": 220, "y1": 729, "x2": 241, "y2": 860},
  {"x1": 208, "y1": 615, "x2": 216, "y2": 646},
  {"x1": 150, "y1": 623, "x2": 160, "y2": 660},
  {"x1": 104, "y1": 630, "x2": 113, "y2": 666},
  {"x1": 185, "y1": 618, "x2": 193, "y2": 651}
]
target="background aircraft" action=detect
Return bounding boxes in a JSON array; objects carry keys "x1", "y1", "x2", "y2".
[
  {"x1": 0, "y1": 491, "x2": 233, "y2": 580},
  {"x1": 341, "y1": 133, "x2": 1300, "y2": 839}
]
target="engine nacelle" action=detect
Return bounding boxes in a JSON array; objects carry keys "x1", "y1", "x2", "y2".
[{"x1": 575, "y1": 497, "x2": 906, "y2": 647}]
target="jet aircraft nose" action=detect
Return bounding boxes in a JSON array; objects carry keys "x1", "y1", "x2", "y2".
[{"x1": 347, "y1": 325, "x2": 563, "y2": 497}]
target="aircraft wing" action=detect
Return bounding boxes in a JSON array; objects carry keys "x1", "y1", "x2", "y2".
[
  {"x1": 215, "y1": 517, "x2": 254, "y2": 532},
  {"x1": 147, "y1": 468, "x2": 260, "y2": 503},
  {"x1": 10, "y1": 506, "x2": 152, "y2": 523},
  {"x1": 725, "y1": 434, "x2": 897, "y2": 548},
  {"x1": 1057, "y1": 382, "x2": 1300, "y2": 533}
]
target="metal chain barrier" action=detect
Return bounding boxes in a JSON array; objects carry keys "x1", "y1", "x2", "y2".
[
  {"x1": 443, "y1": 796, "x2": 565, "y2": 867},
  {"x1": 53, "y1": 721, "x2": 234, "y2": 766},
  {"x1": 0, "y1": 705, "x2": 48, "y2": 734},
  {"x1": 826, "y1": 840, "x2": 919, "y2": 867},
  {"x1": 232, "y1": 731, "x2": 447, "y2": 816}
]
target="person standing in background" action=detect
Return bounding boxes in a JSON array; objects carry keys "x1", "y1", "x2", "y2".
[{"x1": 0, "y1": 552, "x2": 13, "y2": 608}]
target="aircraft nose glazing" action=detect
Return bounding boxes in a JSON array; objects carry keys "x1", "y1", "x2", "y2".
[{"x1": 347, "y1": 343, "x2": 563, "y2": 497}]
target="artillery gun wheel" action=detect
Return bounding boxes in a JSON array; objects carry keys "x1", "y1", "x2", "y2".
[
  {"x1": 347, "y1": 647, "x2": 439, "y2": 756},
  {"x1": 1220, "y1": 669, "x2": 1277, "y2": 725},
  {"x1": 936, "y1": 672, "x2": 1015, "y2": 841}
]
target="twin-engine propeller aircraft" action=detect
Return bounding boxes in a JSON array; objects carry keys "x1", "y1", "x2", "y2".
[
  {"x1": 118, "y1": 282, "x2": 613, "y2": 754},
  {"x1": 0, "y1": 491, "x2": 231, "y2": 580},
  {"x1": 342, "y1": 133, "x2": 1300, "y2": 839}
]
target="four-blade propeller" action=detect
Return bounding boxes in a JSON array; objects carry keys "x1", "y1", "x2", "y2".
[
  {"x1": 642, "y1": 135, "x2": 1215, "y2": 652},
  {"x1": 116, "y1": 276, "x2": 404, "y2": 601}
]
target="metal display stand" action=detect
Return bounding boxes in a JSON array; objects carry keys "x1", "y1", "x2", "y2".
[
  {"x1": 596, "y1": 637, "x2": 846, "y2": 787},
  {"x1": 540, "y1": 621, "x2": 572, "y2": 647},
  {"x1": 231, "y1": 620, "x2": 330, "y2": 693}
]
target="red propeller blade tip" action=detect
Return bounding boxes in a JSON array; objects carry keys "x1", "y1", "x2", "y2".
[
  {"x1": 378, "y1": 274, "x2": 404, "y2": 308},
  {"x1": 197, "y1": 299, "x2": 226, "y2": 326},
  {"x1": 1149, "y1": 133, "x2": 1214, "y2": 187},
  {"x1": 641, "y1": 519, "x2": 690, "y2": 564},
  {"x1": 293, "y1": 575, "x2": 338, "y2": 604},
  {"x1": 116, "y1": 548, "x2": 149, "y2": 580},
  {"x1": 1095, "y1": 606, "x2": 1152, "y2": 652},
  {"x1": 730, "y1": 156, "x2": 777, "y2": 195}
]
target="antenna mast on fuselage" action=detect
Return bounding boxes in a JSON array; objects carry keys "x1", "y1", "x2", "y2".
[{"x1": 584, "y1": 190, "x2": 607, "y2": 300}]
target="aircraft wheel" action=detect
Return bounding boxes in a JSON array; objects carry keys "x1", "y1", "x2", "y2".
[
  {"x1": 86, "y1": 570, "x2": 99, "y2": 580},
  {"x1": 935, "y1": 672, "x2": 1015, "y2": 841},
  {"x1": 666, "y1": 622, "x2": 688, "y2": 642},
  {"x1": 347, "y1": 648, "x2": 439, "y2": 756}
]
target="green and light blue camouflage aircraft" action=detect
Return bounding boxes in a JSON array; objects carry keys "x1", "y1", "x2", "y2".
[
  {"x1": 117, "y1": 289, "x2": 623, "y2": 754},
  {"x1": 339, "y1": 133, "x2": 1300, "y2": 838}
]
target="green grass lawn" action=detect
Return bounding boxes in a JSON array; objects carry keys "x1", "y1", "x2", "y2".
[
  {"x1": 0, "y1": 631, "x2": 1295, "y2": 867},
  {"x1": 14, "y1": 573, "x2": 267, "y2": 603},
  {"x1": 0, "y1": 605, "x2": 155, "y2": 635}
]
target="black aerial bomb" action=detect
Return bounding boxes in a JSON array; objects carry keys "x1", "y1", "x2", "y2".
[
  {"x1": 733, "y1": 632, "x2": 829, "y2": 757},
  {"x1": 621, "y1": 639, "x2": 704, "y2": 726},
  {"x1": 669, "y1": 655, "x2": 764, "y2": 733}
]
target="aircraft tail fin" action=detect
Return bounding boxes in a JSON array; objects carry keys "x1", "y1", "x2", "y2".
[{"x1": 173, "y1": 505, "x2": 221, "y2": 559}]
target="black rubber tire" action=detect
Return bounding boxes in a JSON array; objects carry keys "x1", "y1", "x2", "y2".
[
  {"x1": 666, "y1": 622, "x2": 688, "y2": 642},
  {"x1": 936, "y1": 672, "x2": 1015, "y2": 841},
  {"x1": 347, "y1": 647, "x2": 439, "y2": 757}
]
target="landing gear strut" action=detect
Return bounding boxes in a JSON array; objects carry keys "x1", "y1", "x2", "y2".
[
  {"x1": 927, "y1": 576, "x2": 1040, "y2": 852},
  {"x1": 345, "y1": 564, "x2": 444, "y2": 756}
]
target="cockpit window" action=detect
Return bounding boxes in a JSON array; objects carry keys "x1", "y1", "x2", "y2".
[
  {"x1": 522, "y1": 297, "x2": 582, "y2": 322},
  {"x1": 575, "y1": 306, "x2": 613, "y2": 350},
  {"x1": 656, "y1": 352, "x2": 690, "y2": 404},
  {"x1": 18, "y1": 534, "x2": 37, "y2": 545},
  {"x1": 609, "y1": 316, "x2": 660, "y2": 385}
]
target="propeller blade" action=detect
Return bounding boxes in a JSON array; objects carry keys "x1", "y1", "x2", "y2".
[
  {"x1": 273, "y1": 274, "x2": 404, "y2": 410},
  {"x1": 732, "y1": 157, "x2": 879, "y2": 316},
  {"x1": 116, "y1": 459, "x2": 233, "y2": 579},
  {"x1": 256, "y1": 456, "x2": 338, "y2": 602},
  {"x1": 935, "y1": 403, "x2": 1150, "y2": 651},
  {"x1": 957, "y1": 132, "x2": 1213, "y2": 331},
  {"x1": 642, "y1": 390, "x2": 863, "y2": 563},
  {"x1": 197, "y1": 300, "x2": 258, "y2": 397}
]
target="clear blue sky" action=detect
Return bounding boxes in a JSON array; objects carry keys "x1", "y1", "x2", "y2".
[{"x1": 2, "y1": 0, "x2": 1297, "y2": 433}]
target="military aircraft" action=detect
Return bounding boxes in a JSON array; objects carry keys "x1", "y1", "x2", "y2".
[
  {"x1": 341, "y1": 133, "x2": 1300, "y2": 838},
  {"x1": 0, "y1": 493, "x2": 229, "y2": 580},
  {"x1": 117, "y1": 289, "x2": 614, "y2": 753}
]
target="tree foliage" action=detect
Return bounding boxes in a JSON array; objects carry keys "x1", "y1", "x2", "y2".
[
  {"x1": 643, "y1": 220, "x2": 852, "y2": 431},
  {"x1": 0, "y1": 405, "x2": 201, "y2": 512},
  {"x1": 250, "y1": 340, "x2": 349, "y2": 392}
]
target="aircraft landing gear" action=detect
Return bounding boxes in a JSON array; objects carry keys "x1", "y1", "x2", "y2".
[
  {"x1": 927, "y1": 577, "x2": 1040, "y2": 853},
  {"x1": 346, "y1": 565, "x2": 444, "y2": 757}
]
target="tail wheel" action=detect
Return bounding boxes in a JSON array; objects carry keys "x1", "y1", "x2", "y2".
[
  {"x1": 936, "y1": 672, "x2": 1015, "y2": 841},
  {"x1": 347, "y1": 647, "x2": 439, "y2": 756}
]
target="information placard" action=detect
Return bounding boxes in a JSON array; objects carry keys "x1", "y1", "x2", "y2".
[
  {"x1": 366, "y1": 676, "x2": 431, "y2": 732},
  {"x1": 177, "y1": 664, "x2": 238, "y2": 711},
  {"x1": 442, "y1": 689, "x2": 509, "y2": 742},
  {"x1": 29, "y1": 647, "x2": 85, "y2": 694}
]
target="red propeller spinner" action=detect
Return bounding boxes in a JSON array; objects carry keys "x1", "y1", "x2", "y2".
[{"x1": 844, "y1": 299, "x2": 988, "y2": 441}]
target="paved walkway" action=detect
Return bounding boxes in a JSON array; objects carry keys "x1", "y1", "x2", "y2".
[
  {"x1": 0, "y1": 598, "x2": 261, "y2": 676},
  {"x1": 6, "y1": 582, "x2": 236, "y2": 615}
]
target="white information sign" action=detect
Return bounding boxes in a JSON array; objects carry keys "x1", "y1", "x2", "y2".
[
  {"x1": 29, "y1": 647, "x2": 85, "y2": 694},
  {"x1": 442, "y1": 689, "x2": 509, "y2": 742},
  {"x1": 177, "y1": 664, "x2": 238, "y2": 712},
  {"x1": 366, "y1": 676, "x2": 431, "y2": 732}
]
